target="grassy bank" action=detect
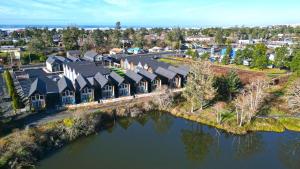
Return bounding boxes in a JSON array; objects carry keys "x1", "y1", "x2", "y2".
[{"x1": 169, "y1": 102, "x2": 300, "y2": 135}]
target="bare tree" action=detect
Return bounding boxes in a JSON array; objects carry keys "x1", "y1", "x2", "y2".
[
  {"x1": 287, "y1": 78, "x2": 300, "y2": 113},
  {"x1": 153, "y1": 86, "x2": 174, "y2": 110},
  {"x1": 213, "y1": 102, "x2": 226, "y2": 124},
  {"x1": 234, "y1": 80, "x2": 268, "y2": 126},
  {"x1": 183, "y1": 61, "x2": 216, "y2": 113}
]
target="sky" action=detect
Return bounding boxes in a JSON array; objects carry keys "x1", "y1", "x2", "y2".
[{"x1": 0, "y1": 0, "x2": 300, "y2": 27}]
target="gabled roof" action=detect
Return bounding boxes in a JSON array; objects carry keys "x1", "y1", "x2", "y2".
[
  {"x1": 83, "y1": 50, "x2": 98, "y2": 61},
  {"x1": 109, "y1": 71, "x2": 124, "y2": 86},
  {"x1": 67, "y1": 50, "x2": 81, "y2": 56},
  {"x1": 28, "y1": 78, "x2": 47, "y2": 97},
  {"x1": 123, "y1": 56, "x2": 170, "y2": 71},
  {"x1": 46, "y1": 56, "x2": 69, "y2": 65},
  {"x1": 67, "y1": 55, "x2": 81, "y2": 62},
  {"x1": 57, "y1": 76, "x2": 74, "y2": 93},
  {"x1": 75, "y1": 74, "x2": 88, "y2": 91},
  {"x1": 168, "y1": 66, "x2": 189, "y2": 77},
  {"x1": 94, "y1": 72, "x2": 108, "y2": 88},
  {"x1": 125, "y1": 70, "x2": 143, "y2": 83},
  {"x1": 137, "y1": 69, "x2": 157, "y2": 81},
  {"x1": 155, "y1": 67, "x2": 176, "y2": 80},
  {"x1": 65, "y1": 61, "x2": 111, "y2": 77}
]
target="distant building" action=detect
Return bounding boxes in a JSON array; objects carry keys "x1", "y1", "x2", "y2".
[
  {"x1": 127, "y1": 48, "x2": 143, "y2": 54},
  {"x1": 67, "y1": 50, "x2": 81, "y2": 58},
  {"x1": 149, "y1": 46, "x2": 163, "y2": 53},
  {"x1": 0, "y1": 46, "x2": 23, "y2": 60},
  {"x1": 109, "y1": 48, "x2": 124, "y2": 55},
  {"x1": 83, "y1": 50, "x2": 103, "y2": 62},
  {"x1": 46, "y1": 56, "x2": 69, "y2": 72}
]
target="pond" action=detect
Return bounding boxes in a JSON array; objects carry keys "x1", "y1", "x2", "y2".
[{"x1": 37, "y1": 113, "x2": 300, "y2": 169}]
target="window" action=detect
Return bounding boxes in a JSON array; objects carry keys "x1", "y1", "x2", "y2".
[
  {"x1": 102, "y1": 85, "x2": 114, "y2": 99},
  {"x1": 137, "y1": 81, "x2": 147, "y2": 93},
  {"x1": 61, "y1": 90, "x2": 75, "y2": 105},
  {"x1": 119, "y1": 83, "x2": 129, "y2": 96}
]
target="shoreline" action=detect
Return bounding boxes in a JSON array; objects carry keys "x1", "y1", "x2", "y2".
[{"x1": 169, "y1": 107, "x2": 300, "y2": 135}]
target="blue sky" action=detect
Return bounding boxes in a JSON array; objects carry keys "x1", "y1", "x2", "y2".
[{"x1": 0, "y1": 0, "x2": 300, "y2": 27}]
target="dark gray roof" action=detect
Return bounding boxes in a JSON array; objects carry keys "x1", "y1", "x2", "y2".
[
  {"x1": 83, "y1": 50, "x2": 98, "y2": 61},
  {"x1": 168, "y1": 66, "x2": 189, "y2": 77},
  {"x1": 155, "y1": 67, "x2": 176, "y2": 80},
  {"x1": 57, "y1": 76, "x2": 74, "y2": 93},
  {"x1": 94, "y1": 72, "x2": 108, "y2": 88},
  {"x1": 124, "y1": 56, "x2": 170, "y2": 71},
  {"x1": 67, "y1": 55, "x2": 81, "y2": 62},
  {"x1": 125, "y1": 70, "x2": 143, "y2": 83},
  {"x1": 137, "y1": 69, "x2": 157, "y2": 81},
  {"x1": 65, "y1": 61, "x2": 111, "y2": 77},
  {"x1": 109, "y1": 71, "x2": 124, "y2": 85},
  {"x1": 28, "y1": 78, "x2": 47, "y2": 97},
  {"x1": 46, "y1": 56, "x2": 69, "y2": 65},
  {"x1": 76, "y1": 74, "x2": 88, "y2": 91},
  {"x1": 25, "y1": 69, "x2": 59, "y2": 94},
  {"x1": 67, "y1": 50, "x2": 81, "y2": 56}
]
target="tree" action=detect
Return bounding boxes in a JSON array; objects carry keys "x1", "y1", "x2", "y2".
[
  {"x1": 235, "y1": 80, "x2": 268, "y2": 126},
  {"x1": 62, "y1": 27, "x2": 81, "y2": 50},
  {"x1": 115, "y1": 21, "x2": 121, "y2": 30},
  {"x1": 200, "y1": 52, "x2": 210, "y2": 61},
  {"x1": 234, "y1": 49, "x2": 244, "y2": 65},
  {"x1": 192, "y1": 50, "x2": 199, "y2": 60},
  {"x1": 214, "y1": 70, "x2": 243, "y2": 101},
  {"x1": 252, "y1": 43, "x2": 268, "y2": 69},
  {"x1": 215, "y1": 30, "x2": 224, "y2": 45},
  {"x1": 287, "y1": 78, "x2": 300, "y2": 113},
  {"x1": 153, "y1": 86, "x2": 174, "y2": 110},
  {"x1": 92, "y1": 29, "x2": 106, "y2": 48},
  {"x1": 222, "y1": 46, "x2": 232, "y2": 65},
  {"x1": 213, "y1": 102, "x2": 226, "y2": 124},
  {"x1": 28, "y1": 36, "x2": 46, "y2": 54},
  {"x1": 290, "y1": 51, "x2": 300, "y2": 74},
  {"x1": 274, "y1": 46, "x2": 290, "y2": 68},
  {"x1": 183, "y1": 62, "x2": 216, "y2": 112}
]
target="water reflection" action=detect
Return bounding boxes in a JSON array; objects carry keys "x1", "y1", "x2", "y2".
[
  {"x1": 181, "y1": 125, "x2": 213, "y2": 163},
  {"x1": 233, "y1": 133, "x2": 264, "y2": 159},
  {"x1": 278, "y1": 136, "x2": 300, "y2": 169},
  {"x1": 151, "y1": 112, "x2": 173, "y2": 134},
  {"x1": 117, "y1": 117, "x2": 133, "y2": 130}
]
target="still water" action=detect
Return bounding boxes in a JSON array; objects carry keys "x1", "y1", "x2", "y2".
[{"x1": 37, "y1": 113, "x2": 300, "y2": 169}]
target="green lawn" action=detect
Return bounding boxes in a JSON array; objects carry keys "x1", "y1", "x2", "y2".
[{"x1": 111, "y1": 67, "x2": 125, "y2": 77}]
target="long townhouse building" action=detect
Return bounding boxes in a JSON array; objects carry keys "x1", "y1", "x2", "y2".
[{"x1": 14, "y1": 54, "x2": 189, "y2": 111}]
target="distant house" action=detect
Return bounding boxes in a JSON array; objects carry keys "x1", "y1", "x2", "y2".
[
  {"x1": 109, "y1": 48, "x2": 124, "y2": 55},
  {"x1": 0, "y1": 46, "x2": 23, "y2": 60},
  {"x1": 46, "y1": 56, "x2": 69, "y2": 72},
  {"x1": 67, "y1": 50, "x2": 81, "y2": 58},
  {"x1": 83, "y1": 50, "x2": 103, "y2": 62},
  {"x1": 127, "y1": 48, "x2": 143, "y2": 54},
  {"x1": 149, "y1": 46, "x2": 163, "y2": 53}
]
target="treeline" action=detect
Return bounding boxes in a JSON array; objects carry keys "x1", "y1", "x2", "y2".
[
  {"x1": 232, "y1": 44, "x2": 300, "y2": 73},
  {"x1": 3, "y1": 70, "x2": 22, "y2": 111}
]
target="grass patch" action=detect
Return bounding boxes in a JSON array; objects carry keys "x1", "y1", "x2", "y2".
[
  {"x1": 111, "y1": 67, "x2": 125, "y2": 77},
  {"x1": 158, "y1": 58, "x2": 181, "y2": 66},
  {"x1": 279, "y1": 118, "x2": 300, "y2": 132},
  {"x1": 247, "y1": 118, "x2": 285, "y2": 132}
]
